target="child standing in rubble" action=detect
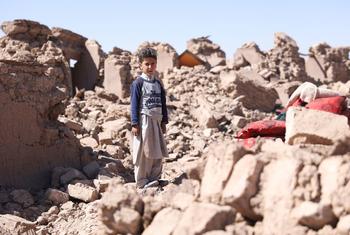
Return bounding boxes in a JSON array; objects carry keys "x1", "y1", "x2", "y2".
[{"x1": 130, "y1": 47, "x2": 169, "y2": 189}]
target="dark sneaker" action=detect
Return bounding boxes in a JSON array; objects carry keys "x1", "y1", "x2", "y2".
[{"x1": 158, "y1": 179, "x2": 169, "y2": 187}]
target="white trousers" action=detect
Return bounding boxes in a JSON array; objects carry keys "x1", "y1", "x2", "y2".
[{"x1": 132, "y1": 114, "x2": 168, "y2": 187}]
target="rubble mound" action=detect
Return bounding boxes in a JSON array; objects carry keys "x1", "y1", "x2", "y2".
[
  {"x1": 187, "y1": 36, "x2": 226, "y2": 67},
  {"x1": 1, "y1": 19, "x2": 350, "y2": 235}
]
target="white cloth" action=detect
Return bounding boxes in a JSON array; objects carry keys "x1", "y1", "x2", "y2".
[
  {"x1": 132, "y1": 114, "x2": 168, "y2": 186},
  {"x1": 287, "y1": 82, "x2": 317, "y2": 107},
  {"x1": 132, "y1": 114, "x2": 168, "y2": 164},
  {"x1": 287, "y1": 82, "x2": 340, "y2": 107}
]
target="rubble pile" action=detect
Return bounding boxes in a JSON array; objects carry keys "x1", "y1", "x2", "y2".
[
  {"x1": 230, "y1": 41, "x2": 265, "y2": 70},
  {"x1": 229, "y1": 32, "x2": 308, "y2": 83},
  {"x1": 306, "y1": 42, "x2": 350, "y2": 83},
  {"x1": 187, "y1": 36, "x2": 226, "y2": 68},
  {"x1": 265, "y1": 32, "x2": 308, "y2": 82},
  {"x1": 1, "y1": 19, "x2": 350, "y2": 234}
]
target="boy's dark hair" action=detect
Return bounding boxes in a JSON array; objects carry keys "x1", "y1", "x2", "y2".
[{"x1": 138, "y1": 47, "x2": 157, "y2": 62}]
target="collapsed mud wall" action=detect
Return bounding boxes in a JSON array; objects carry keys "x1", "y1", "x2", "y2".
[
  {"x1": 306, "y1": 43, "x2": 350, "y2": 84},
  {"x1": 0, "y1": 20, "x2": 81, "y2": 189}
]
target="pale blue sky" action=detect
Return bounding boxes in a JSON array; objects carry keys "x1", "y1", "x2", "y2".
[{"x1": 1, "y1": 1, "x2": 349, "y2": 57}]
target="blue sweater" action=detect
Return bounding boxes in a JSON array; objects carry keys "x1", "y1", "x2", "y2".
[{"x1": 130, "y1": 76, "x2": 168, "y2": 126}]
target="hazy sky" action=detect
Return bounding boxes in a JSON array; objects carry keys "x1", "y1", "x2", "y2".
[{"x1": 1, "y1": 1, "x2": 349, "y2": 57}]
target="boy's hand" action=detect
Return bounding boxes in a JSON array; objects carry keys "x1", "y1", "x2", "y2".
[
  {"x1": 131, "y1": 125, "x2": 140, "y2": 136},
  {"x1": 161, "y1": 123, "x2": 166, "y2": 134}
]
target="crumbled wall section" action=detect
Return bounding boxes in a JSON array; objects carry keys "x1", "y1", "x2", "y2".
[
  {"x1": 103, "y1": 47, "x2": 132, "y2": 98},
  {"x1": 51, "y1": 27, "x2": 87, "y2": 61},
  {"x1": 265, "y1": 32, "x2": 308, "y2": 82},
  {"x1": 51, "y1": 27, "x2": 105, "y2": 92},
  {"x1": 306, "y1": 43, "x2": 350, "y2": 83},
  {"x1": 72, "y1": 40, "x2": 106, "y2": 90},
  {"x1": 187, "y1": 36, "x2": 226, "y2": 68},
  {"x1": 0, "y1": 20, "x2": 81, "y2": 189}
]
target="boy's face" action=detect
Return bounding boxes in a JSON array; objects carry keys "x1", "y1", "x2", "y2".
[{"x1": 140, "y1": 57, "x2": 157, "y2": 77}]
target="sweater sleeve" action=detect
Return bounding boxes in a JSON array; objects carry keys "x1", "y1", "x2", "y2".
[
  {"x1": 160, "y1": 84, "x2": 168, "y2": 124},
  {"x1": 130, "y1": 78, "x2": 143, "y2": 126}
]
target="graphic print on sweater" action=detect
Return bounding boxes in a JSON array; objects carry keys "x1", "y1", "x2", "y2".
[{"x1": 141, "y1": 80, "x2": 162, "y2": 112}]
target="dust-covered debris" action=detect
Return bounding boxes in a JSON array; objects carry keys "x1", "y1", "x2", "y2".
[{"x1": 1, "y1": 19, "x2": 350, "y2": 235}]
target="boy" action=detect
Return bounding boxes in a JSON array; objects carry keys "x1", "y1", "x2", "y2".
[{"x1": 130, "y1": 47, "x2": 168, "y2": 189}]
